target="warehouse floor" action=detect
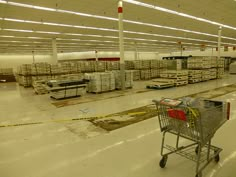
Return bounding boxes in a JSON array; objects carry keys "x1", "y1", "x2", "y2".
[{"x1": 1, "y1": 75, "x2": 236, "y2": 177}]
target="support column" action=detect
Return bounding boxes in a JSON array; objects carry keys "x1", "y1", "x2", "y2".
[
  {"x1": 32, "y1": 51, "x2": 35, "y2": 63},
  {"x1": 95, "y1": 50, "x2": 98, "y2": 61},
  {"x1": 134, "y1": 42, "x2": 138, "y2": 60},
  {"x1": 218, "y1": 26, "x2": 222, "y2": 59},
  {"x1": 118, "y1": 1, "x2": 125, "y2": 90},
  {"x1": 52, "y1": 38, "x2": 58, "y2": 64}
]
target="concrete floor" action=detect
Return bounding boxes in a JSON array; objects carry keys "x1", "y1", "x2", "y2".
[{"x1": 0, "y1": 75, "x2": 236, "y2": 177}]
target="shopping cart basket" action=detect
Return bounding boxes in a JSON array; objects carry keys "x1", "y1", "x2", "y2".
[{"x1": 153, "y1": 98, "x2": 230, "y2": 177}]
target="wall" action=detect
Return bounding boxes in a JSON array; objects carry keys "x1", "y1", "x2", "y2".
[{"x1": 0, "y1": 55, "x2": 52, "y2": 70}]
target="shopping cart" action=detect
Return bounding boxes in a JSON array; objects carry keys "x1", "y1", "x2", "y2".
[{"x1": 153, "y1": 98, "x2": 230, "y2": 177}]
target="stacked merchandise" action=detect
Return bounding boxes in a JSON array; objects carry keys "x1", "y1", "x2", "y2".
[
  {"x1": 79, "y1": 61, "x2": 95, "y2": 73},
  {"x1": 160, "y1": 70, "x2": 188, "y2": 86},
  {"x1": 59, "y1": 62, "x2": 73, "y2": 74},
  {"x1": 125, "y1": 61, "x2": 135, "y2": 70},
  {"x1": 131, "y1": 70, "x2": 141, "y2": 81},
  {"x1": 17, "y1": 64, "x2": 32, "y2": 87},
  {"x1": 140, "y1": 70, "x2": 151, "y2": 80},
  {"x1": 106, "y1": 61, "x2": 120, "y2": 70},
  {"x1": 18, "y1": 75, "x2": 32, "y2": 87},
  {"x1": 85, "y1": 72, "x2": 115, "y2": 93},
  {"x1": 151, "y1": 69, "x2": 159, "y2": 78},
  {"x1": 134, "y1": 60, "x2": 150, "y2": 70},
  {"x1": 32, "y1": 63, "x2": 51, "y2": 75},
  {"x1": 201, "y1": 70, "x2": 211, "y2": 81},
  {"x1": 216, "y1": 58, "x2": 225, "y2": 78},
  {"x1": 0, "y1": 68, "x2": 16, "y2": 82},
  {"x1": 209, "y1": 68, "x2": 217, "y2": 79},
  {"x1": 187, "y1": 57, "x2": 217, "y2": 82},
  {"x1": 50, "y1": 65, "x2": 63, "y2": 75},
  {"x1": 113, "y1": 70, "x2": 134, "y2": 89},
  {"x1": 32, "y1": 80, "x2": 49, "y2": 94},
  {"x1": 188, "y1": 70, "x2": 202, "y2": 84},
  {"x1": 95, "y1": 61, "x2": 106, "y2": 72}
]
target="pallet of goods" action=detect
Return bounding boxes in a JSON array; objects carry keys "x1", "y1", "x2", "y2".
[
  {"x1": 131, "y1": 70, "x2": 140, "y2": 81},
  {"x1": 140, "y1": 69, "x2": 151, "y2": 80},
  {"x1": 95, "y1": 61, "x2": 106, "y2": 72},
  {"x1": 188, "y1": 70, "x2": 202, "y2": 83},
  {"x1": 201, "y1": 70, "x2": 211, "y2": 81},
  {"x1": 106, "y1": 61, "x2": 120, "y2": 71},
  {"x1": 151, "y1": 69, "x2": 159, "y2": 78},
  {"x1": 125, "y1": 61, "x2": 135, "y2": 70},
  {"x1": 113, "y1": 70, "x2": 134, "y2": 89},
  {"x1": 85, "y1": 72, "x2": 115, "y2": 93},
  {"x1": 32, "y1": 80, "x2": 49, "y2": 94},
  {"x1": 160, "y1": 70, "x2": 188, "y2": 86}
]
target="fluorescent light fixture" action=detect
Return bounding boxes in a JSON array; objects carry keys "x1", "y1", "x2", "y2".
[
  {"x1": 123, "y1": 0, "x2": 236, "y2": 30},
  {"x1": 1, "y1": 18, "x2": 232, "y2": 45},
  {"x1": 1, "y1": 0, "x2": 236, "y2": 39}
]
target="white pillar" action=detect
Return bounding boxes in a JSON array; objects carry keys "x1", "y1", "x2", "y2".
[
  {"x1": 95, "y1": 50, "x2": 98, "y2": 61},
  {"x1": 134, "y1": 42, "x2": 138, "y2": 60},
  {"x1": 180, "y1": 45, "x2": 183, "y2": 56},
  {"x1": 118, "y1": 0, "x2": 125, "y2": 90},
  {"x1": 52, "y1": 38, "x2": 58, "y2": 64},
  {"x1": 32, "y1": 51, "x2": 35, "y2": 63},
  {"x1": 218, "y1": 26, "x2": 222, "y2": 59}
]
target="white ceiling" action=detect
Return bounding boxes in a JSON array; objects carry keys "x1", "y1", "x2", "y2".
[{"x1": 0, "y1": 0, "x2": 236, "y2": 54}]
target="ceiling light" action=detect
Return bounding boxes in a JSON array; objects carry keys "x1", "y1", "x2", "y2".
[
  {"x1": 1, "y1": 0, "x2": 236, "y2": 39},
  {"x1": 123, "y1": 0, "x2": 236, "y2": 30}
]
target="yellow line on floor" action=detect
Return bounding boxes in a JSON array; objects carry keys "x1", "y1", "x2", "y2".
[{"x1": 0, "y1": 111, "x2": 149, "y2": 128}]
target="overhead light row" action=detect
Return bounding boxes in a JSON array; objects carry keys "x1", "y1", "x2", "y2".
[
  {"x1": 123, "y1": 0, "x2": 236, "y2": 30},
  {"x1": 0, "y1": 17, "x2": 228, "y2": 44},
  {"x1": 0, "y1": 0, "x2": 236, "y2": 40}
]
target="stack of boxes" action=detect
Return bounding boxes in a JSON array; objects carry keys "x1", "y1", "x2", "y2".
[
  {"x1": 85, "y1": 72, "x2": 115, "y2": 93},
  {"x1": 188, "y1": 70, "x2": 202, "y2": 83},
  {"x1": 160, "y1": 70, "x2": 188, "y2": 86},
  {"x1": 106, "y1": 61, "x2": 120, "y2": 71},
  {"x1": 113, "y1": 70, "x2": 134, "y2": 89}
]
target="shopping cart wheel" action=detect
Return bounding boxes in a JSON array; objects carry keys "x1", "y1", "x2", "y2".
[
  {"x1": 214, "y1": 154, "x2": 220, "y2": 162},
  {"x1": 159, "y1": 155, "x2": 168, "y2": 168}
]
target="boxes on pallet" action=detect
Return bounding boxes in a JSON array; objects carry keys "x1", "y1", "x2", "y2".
[
  {"x1": 151, "y1": 69, "x2": 159, "y2": 78},
  {"x1": 85, "y1": 72, "x2": 115, "y2": 93},
  {"x1": 106, "y1": 61, "x2": 120, "y2": 70},
  {"x1": 32, "y1": 80, "x2": 48, "y2": 94},
  {"x1": 188, "y1": 70, "x2": 202, "y2": 83},
  {"x1": 209, "y1": 68, "x2": 217, "y2": 79},
  {"x1": 131, "y1": 70, "x2": 141, "y2": 81},
  {"x1": 31, "y1": 63, "x2": 51, "y2": 75},
  {"x1": 160, "y1": 70, "x2": 188, "y2": 86},
  {"x1": 95, "y1": 61, "x2": 106, "y2": 72},
  {"x1": 150, "y1": 60, "x2": 159, "y2": 69},
  {"x1": 125, "y1": 61, "x2": 135, "y2": 70},
  {"x1": 113, "y1": 70, "x2": 134, "y2": 89},
  {"x1": 18, "y1": 64, "x2": 31, "y2": 75},
  {"x1": 18, "y1": 75, "x2": 32, "y2": 87},
  {"x1": 201, "y1": 70, "x2": 211, "y2": 81},
  {"x1": 140, "y1": 70, "x2": 151, "y2": 80},
  {"x1": 134, "y1": 60, "x2": 150, "y2": 69}
]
